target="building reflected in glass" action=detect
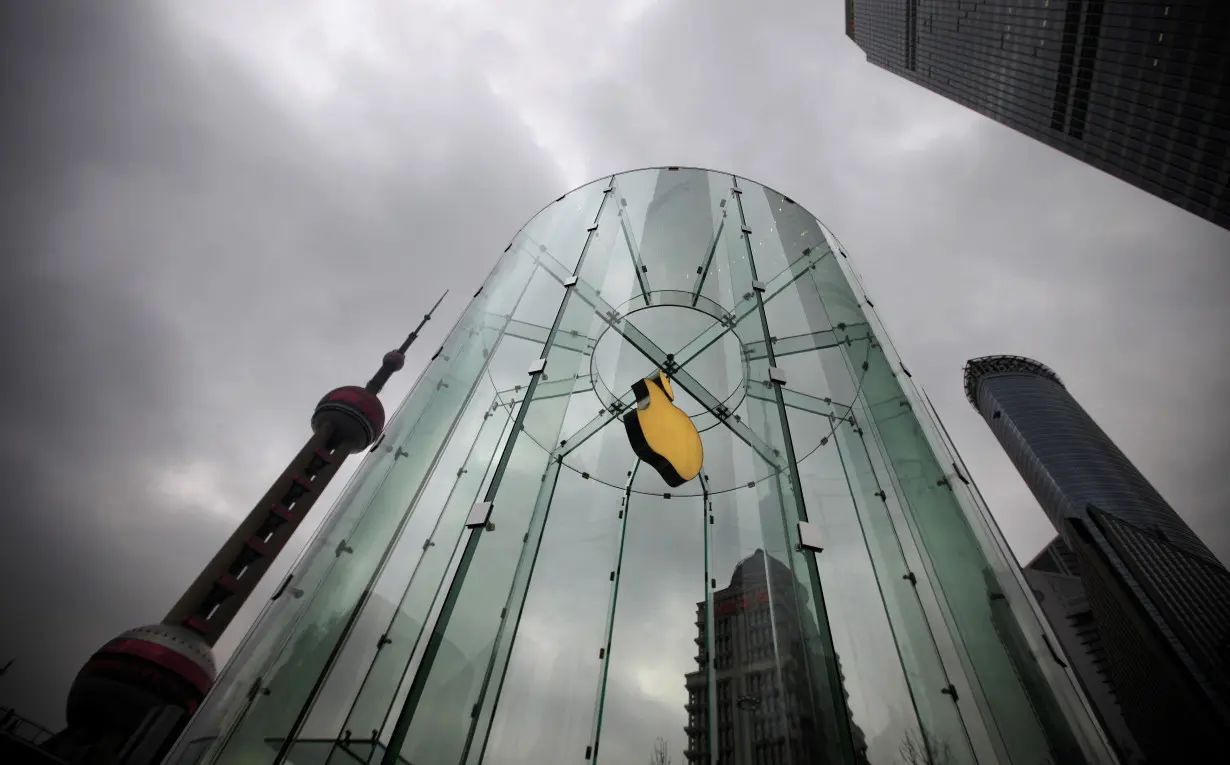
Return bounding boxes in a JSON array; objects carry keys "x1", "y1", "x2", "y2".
[
  {"x1": 164, "y1": 168, "x2": 1119, "y2": 765},
  {"x1": 683, "y1": 548, "x2": 869, "y2": 764}
]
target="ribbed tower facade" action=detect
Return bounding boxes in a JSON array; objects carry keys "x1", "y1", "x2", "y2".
[
  {"x1": 36, "y1": 301, "x2": 443, "y2": 765},
  {"x1": 845, "y1": 1, "x2": 1230, "y2": 231},
  {"x1": 966, "y1": 354, "x2": 1230, "y2": 762},
  {"x1": 163, "y1": 168, "x2": 1116, "y2": 765}
]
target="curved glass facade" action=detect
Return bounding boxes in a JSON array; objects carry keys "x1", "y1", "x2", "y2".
[{"x1": 166, "y1": 169, "x2": 1117, "y2": 765}]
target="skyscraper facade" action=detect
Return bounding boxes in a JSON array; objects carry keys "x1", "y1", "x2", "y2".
[
  {"x1": 966, "y1": 354, "x2": 1230, "y2": 762},
  {"x1": 163, "y1": 168, "x2": 1116, "y2": 765},
  {"x1": 845, "y1": 1, "x2": 1230, "y2": 231}
]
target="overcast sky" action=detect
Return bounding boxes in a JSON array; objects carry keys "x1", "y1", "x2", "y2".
[{"x1": 2, "y1": 0, "x2": 1227, "y2": 740}]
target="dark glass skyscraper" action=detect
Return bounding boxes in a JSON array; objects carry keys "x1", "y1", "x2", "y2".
[
  {"x1": 846, "y1": 1, "x2": 1230, "y2": 231},
  {"x1": 966, "y1": 354, "x2": 1230, "y2": 762}
]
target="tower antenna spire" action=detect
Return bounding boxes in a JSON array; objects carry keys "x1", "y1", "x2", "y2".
[{"x1": 366, "y1": 289, "x2": 449, "y2": 394}]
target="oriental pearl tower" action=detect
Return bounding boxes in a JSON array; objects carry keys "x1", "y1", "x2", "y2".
[{"x1": 41, "y1": 293, "x2": 447, "y2": 765}]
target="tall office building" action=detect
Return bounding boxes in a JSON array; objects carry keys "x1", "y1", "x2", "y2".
[
  {"x1": 682, "y1": 548, "x2": 870, "y2": 764},
  {"x1": 845, "y1": 1, "x2": 1230, "y2": 231},
  {"x1": 966, "y1": 354, "x2": 1230, "y2": 762},
  {"x1": 163, "y1": 168, "x2": 1117, "y2": 765},
  {"x1": 28, "y1": 302, "x2": 443, "y2": 765}
]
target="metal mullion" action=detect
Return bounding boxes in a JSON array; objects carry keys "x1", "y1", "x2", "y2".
[
  {"x1": 732, "y1": 175, "x2": 858, "y2": 764},
  {"x1": 378, "y1": 180, "x2": 615, "y2": 765},
  {"x1": 585, "y1": 461, "x2": 639, "y2": 763}
]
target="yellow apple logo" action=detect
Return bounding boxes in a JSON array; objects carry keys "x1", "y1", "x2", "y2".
[{"x1": 622, "y1": 371, "x2": 704, "y2": 486}]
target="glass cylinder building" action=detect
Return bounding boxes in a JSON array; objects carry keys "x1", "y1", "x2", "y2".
[{"x1": 165, "y1": 168, "x2": 1118, "y2": 765}]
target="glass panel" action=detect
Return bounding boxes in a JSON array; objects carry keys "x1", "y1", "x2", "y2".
[
  {"x1": 635, "y1": 167, "x2": 717, "y2": 294},
  {"x1": 608, "y1": 169, "x2": 658, "y2": 279},
  {"x1": 333, "y1": 377, "x2": 516, "y2": 751},
  {"x1": 388, "y1": 383, "x2": 574, "y2": 764},
  {"x1": 387, "y1": 196, "x2": 617, "y2": 765},
  {"x1": 199, "y1": 299, "x2": 510, "y2": 765},
  {"x1": 299, "y1": 380, "x2": 507, "y2": 741},
  {"x1": 505, "y1": 266, "x2": 567, "y2": 333},
  {"x1": 169, "y1": 431, "x2": 408, "y2": 765},
  {"x1": 164, "y1": 384, "x2": 457, "y2": 765},
  {"x1": 514, "y1": 179, "x2": 606, "y2": 275},
  {"x1": 913, "y1": 390, "x2": 1116, "y2": 758},
  {"x1": 708, "y1": 470, "x2": 827, "y2": 765},
  {"x1": 475, "y1": 464, "x2": 624, "y2": 764},
  {"x1": 856, "y1": 342, "x2": 1090, "y2": 765},
  {"x1": 794, "y1": 422, "x2": 923, "y2": 765},
  {"x1": 592, "y1": 491, "x2": 705, "y2": 764},
  {"x1": 165, "y1": 587, "x2": 293, "y2": 760},
  {"x1": 828, "y1": 418, "x2": 977, "y2": 764}
]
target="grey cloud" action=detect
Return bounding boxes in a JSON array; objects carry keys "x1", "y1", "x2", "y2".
[
  {"x1": 0, "y1": 0, "x2": 563, "y2": 726},
  {"x1": 2, "y1": 0, "x2": 1227, "y2": 747}
]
